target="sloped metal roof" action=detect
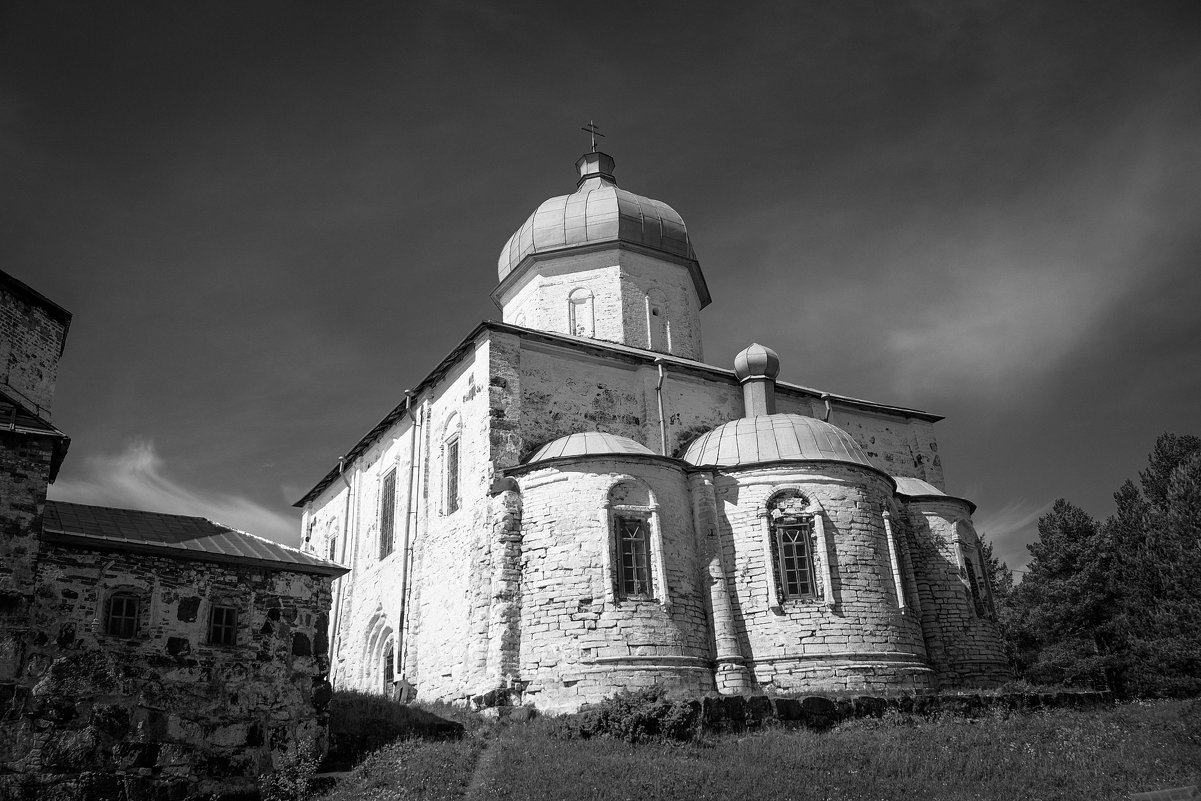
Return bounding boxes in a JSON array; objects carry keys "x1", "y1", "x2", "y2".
[
  {"x1": 42, "y1": 500, "x2": 346, "y2": 576},
  {"x1": 892, "y1": 476, "x2": 975, "y2": 512},
  {"x1": 682, "y1": 413, "x2": 876, "y2": 470},
  {"x1": 526, "y1": 431, "x2": 657, "y2": 464}
]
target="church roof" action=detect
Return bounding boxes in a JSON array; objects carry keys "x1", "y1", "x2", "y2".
[
  {"x1": 496, "y1": 152, "x2": 710, "y2": 307},
  {"x1": 892, "y1": 476, "x2": 976, "y2": 512},
  {"x1": 525, "y1": 431, "x2": 657, "y2": 464},
  {"x1": 42, "y1": 500, "x2": 347, "y2": 577},
  {"x1": 682, "y1": 413, "x2": 878, "y2": 471}
]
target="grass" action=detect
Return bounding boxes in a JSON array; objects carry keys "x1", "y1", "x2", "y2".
[{"x1": 317, "y1": 700, "x2": 1201, "y2": 801}]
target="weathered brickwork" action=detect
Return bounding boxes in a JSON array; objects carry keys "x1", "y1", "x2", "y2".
[
  {"x1": 513, "y1": 457, "x2": 712, "y2": 712},
  {"x1": 0, "y1": 433, "x2": 51, "y2": 607},
  {"x1": 0, "y1": 545, "x2": 334, "y2": 800},
  {"x1": 0, "y1": 279, "x2": 68, "y2": 417},
  {"x1": 713, "y1": 464, "x2": 934, "y2": 694},
  {"x1": 904, "y1": 498, "x2": 1009, "y2": 686}
]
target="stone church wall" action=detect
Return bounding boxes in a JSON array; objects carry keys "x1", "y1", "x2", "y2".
[
  {"x1": 714, "y1": 463, "x2": 934, "y2": 694},
  {"x1": 0, "y1": 280, "x2": 68, "y2": 416},
  {"x1": 515, "y1": 456, "x2": 713, "y2": 712},
  {"x1": 498, "y1": 247, "x2": 704, "y2": 361},
  {"x1": 311, "y1": 339, "x2": 505, "y2": 703},
  {"x1": 903, "y1": 498, "x2": 1010, "y2": 688},
  {"x1": 511, "y1": 337, "x2": 945, "y2": 487},
  {"x1": 0, "y1": 544, "x2": 333, "y2": 800}
]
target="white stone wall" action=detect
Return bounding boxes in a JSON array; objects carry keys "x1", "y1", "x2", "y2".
[
  {"x1": 497, "y1": 247, "x2": 704, "y2": 360},
  {"x1": 515, "y1": 456, "x2": 713, "y2": 712},
  {"x1": 304, "y1": 339, "x2": 499, "y2": 702},
  {"x1": 514, "y1": 338, "x2": 945, "y2": 487},
  {"x1": 713, "y1": 463, "x2": 934, "y2": 694},
  {"x1": 904, "y1": 498, "x2": 1009, "y2": 687}
]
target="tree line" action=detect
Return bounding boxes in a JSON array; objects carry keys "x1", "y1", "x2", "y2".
[{"x1": 984, "y1": 433, "x2": 1201, "y2": 698}]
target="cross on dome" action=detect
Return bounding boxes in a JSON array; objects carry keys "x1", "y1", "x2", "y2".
[{"x1": 580, "y1": 120, "x2": 605, "y2": 153}]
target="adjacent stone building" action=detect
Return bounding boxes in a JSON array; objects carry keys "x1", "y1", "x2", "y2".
[
  {"x1": 296, "y1": 149, "x2": 1009, "y2": 713},
  {"x1": 0, "y1": 269, "x2": 346, "y2": 799}
]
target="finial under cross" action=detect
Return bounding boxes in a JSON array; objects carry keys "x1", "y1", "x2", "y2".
[{"x1": 581, "y1": 120, "x2": 605, "y2": 153}]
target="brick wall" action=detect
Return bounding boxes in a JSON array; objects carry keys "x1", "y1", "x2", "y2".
[{"x1": 0, "y1": 283, "x2": 67, "y2": 417}]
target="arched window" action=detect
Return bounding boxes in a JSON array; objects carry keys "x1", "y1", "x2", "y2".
[
  {"x1": 568, "y1": 288, "x2": 595, "y2": 337},
  {"x1": 767, "y1": 492, "x2": 818, "y2": 601},
  {"x1": 106, "y1": 592, "x2": 141, "y2": 638},
  {"x1": 646, "y1": 290, "x2": 669, "y2": 352},
  {"x1": 606, "y1": 479, "x2": 668, "y2": 605}
]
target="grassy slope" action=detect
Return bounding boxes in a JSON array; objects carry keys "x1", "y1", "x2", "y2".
[{"x1": 320, "y1": 701, "x2": 1201, "y2": 801}]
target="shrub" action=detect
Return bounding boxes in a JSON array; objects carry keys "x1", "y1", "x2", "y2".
[
  {"x1": 547, "y1": 688, "x2": 700, "y2": 744},
  {"x1": 258, "y1": 741, "x2": 320, "y2": 801}
]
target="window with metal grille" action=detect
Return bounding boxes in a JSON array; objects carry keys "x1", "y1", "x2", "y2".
[
  {"x1": 773, "y1": 518, "x2": 816, "y2": 599},
  {"x1": 107, "y1": 594, "x2": 139, "y2": 638},
  {"x1": 383, "y1": 642, "x2": 394, "y2": 690},
  {"x1": 615, "y1": 516, "x2": 653, "y2": 600},
  {"x1": 208, "y1": 605, "x2": 238, "y2": 646},
  {"x1": 445, "y1": 436, "x2": 460, "y2": 514},
  {"x1": 379, "y1": 469, "x2": 396, "y2": 559}
]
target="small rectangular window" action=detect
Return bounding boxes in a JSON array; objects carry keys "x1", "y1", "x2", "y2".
[
  {"x1": 107, "y1": 594, "x2": 139, "y2": 638},
  {"x1": 208, "y1": 605, "x2": 238, "y2": 646},
  {"x1": 615, "y1": 516, "x2": 653, "y2": 599},
  {"x1": 446, "y1": 437, "x2": 460, "y2": 514},
  {"x1": 774, "y1": 520, "x2": 816, "y2": 599},
  {"x1": 329, "y1": 535, "x2": 338, "y2": 561},
  {"x1": 380, "y1": 469, "x2": 397, "y2": 559}
]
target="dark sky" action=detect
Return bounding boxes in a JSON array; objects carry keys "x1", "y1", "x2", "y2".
[{"x1": 5, "y1": 1, "x2": 1199, "y2": 572}]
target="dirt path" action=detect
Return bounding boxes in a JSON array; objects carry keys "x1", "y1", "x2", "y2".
[{"x1": 461, "y1": 738, "x2": 502, "y2": 800}]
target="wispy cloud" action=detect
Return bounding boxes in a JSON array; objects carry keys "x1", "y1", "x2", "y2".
[
  {"x1": 49, "y1": 440, "x2": 299, "y2": 546},
  {"x1": 973, "y1": 498, "x2": 1051, "y2": 572}
]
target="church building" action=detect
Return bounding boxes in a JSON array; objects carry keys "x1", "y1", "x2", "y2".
[{"x1": 296, "y1": 147, "x2": 1009, "y2": 712}]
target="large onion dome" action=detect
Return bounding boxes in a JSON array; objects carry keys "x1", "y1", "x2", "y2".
[
  {"x1": 497, "y1": 152, "x2": 700, "y2": 288},
  {"x1": 682, "y1": 413, "x2": 875, "y2": 469}
]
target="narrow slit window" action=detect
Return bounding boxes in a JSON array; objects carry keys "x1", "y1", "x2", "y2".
[
  {"x1": 379, "y1": 469, "x2": 397, "y2": 559},
  {"x1": 445, "y1": 437, "x2": 460, "y2": 514},
  {"x1": 208, "y1": 605, "x2": 238, "y2": 646},
  {"x1": 107, "y1": 594, "x2": 139, "y2": 638},
  {"x1": 615, "y1": 516, "x2": 653, "y2": 600},
  {"x1": 383, "y1": 642, "x2": 395, "y2": 690},
  {"x1": 964, "y1": 557, "x2": 985, "y2": 618}
]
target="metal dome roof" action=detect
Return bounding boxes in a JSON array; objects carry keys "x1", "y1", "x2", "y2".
[
  {"x1": 526, "y1": 431, "x2": 656, "y2": 464},
  {"x1": 497, "y1": 152, "x2": 697, "y2": 282},
  {"x1": 681, "y1": 413, "x2": 876, "y2": 469}
]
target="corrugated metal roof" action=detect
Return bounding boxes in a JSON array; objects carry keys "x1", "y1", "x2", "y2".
[
  {"x1": 526, "y1": 431, "x2": 656, "y2": 464},
  {"x1": 42, "y1": 500, "x2": 346, "y2": 576},
  {"x1": 682, "y1": 413, "x2": 876, "y2": 470}
]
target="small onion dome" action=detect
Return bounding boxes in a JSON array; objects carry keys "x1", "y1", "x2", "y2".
[
  {"x1": 525, "y1": 431, "x2": 656, "y2": 464},
  {"x1": 893, "y1": 476, "x2": 976, "y2": 513},
  {"x1": 497, "y1": 152, "x2": 698, "y2": 283},
  {"x1": 733, "y1": 343, "x2": 781, "y2": 382},
  {"x1": 682, "y1": 413, "x2": 874, "y2": 469}
]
